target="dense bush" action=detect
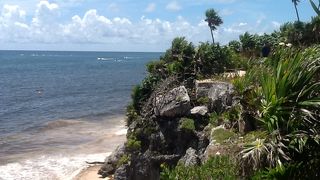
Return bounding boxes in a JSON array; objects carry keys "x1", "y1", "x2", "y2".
[
  {"x1": 196, "y1": 42, "x2": 233, "y2": 77},
  {"x1": 240, "y1": 46, "x2": 320, "y2": 177},
  {"x1": 160, "y1": 156, "x2": 237, "y2": 180}
]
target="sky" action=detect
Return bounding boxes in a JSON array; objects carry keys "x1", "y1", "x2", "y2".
[{"x1": 0, "y1": 0, "x2": 317, "y2": 52}]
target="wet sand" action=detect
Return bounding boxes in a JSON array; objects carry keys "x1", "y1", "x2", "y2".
[{"x1": 74, "y1": 124, "x2": 127, "y2": 180}]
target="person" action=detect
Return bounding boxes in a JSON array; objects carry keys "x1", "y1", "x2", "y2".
[{"x1": 261, "y1": 43, "x2": 271, "y2": 57}]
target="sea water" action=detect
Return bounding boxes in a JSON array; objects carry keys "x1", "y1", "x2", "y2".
[{"x1": 0, "y1": 51, "x2": 162, "y2": 179}]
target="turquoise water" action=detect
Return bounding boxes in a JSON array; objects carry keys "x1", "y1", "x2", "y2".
[{"x1": 0, "y1": 50, "x2": 162, "y2": 179}]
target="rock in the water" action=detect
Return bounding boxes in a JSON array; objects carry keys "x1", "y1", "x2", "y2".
[
  {"x1": 178, "y1": 147, "x2": 200, "y2": 166},
  {"x1": 196, "y1": 80, "x2": 234, "y2": 113},
  {"x1": 154, "y1": 86, "x2": 191, "y2": 117},
  {"x1": 190, "y1": 106, "x2": 208, "y2": 116},
  {"x1": 98, "y1": 144, "x2": 126, "y2": 178}
]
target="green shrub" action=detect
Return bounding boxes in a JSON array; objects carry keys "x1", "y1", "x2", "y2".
[
  {"x1": 160, "y1": 155, "x2": 237, "y2": 180},
  {"x1": 126, "y1": 137, "x2": 141, "y2": 151},
  {"x1": 243, "y1": 131, "x2": 268, "y2": 144},
  {"x1": 209, "y1": 112, "x2": 220, "y2": 126},
  {"x1": 196, "y1": 42, "x2": 233, "y2": 76},
  {"x1": 224, "y1": 105, "x2": 242, "y2": 123},
  {"x1": 180, "y1": 118, "x2": 195, "y2": 132},
  {"x1": 131, "y1": 75, "x2": 160, "y2": 112},
  {"x1": 117, "y1": 154, "x2": 130, "y2": 167},
  {"x1": 126, "y1": 103, "x2": 139, "y2": 126},
  {"x1": 260, "y1": 47, "x2": 320, "y2": 133},
  {"x1": 251, "y1": 163, "x2": 302, "y2": 180}
]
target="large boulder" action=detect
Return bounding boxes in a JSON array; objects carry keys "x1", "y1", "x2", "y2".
[
  {"x1": 196, "y1": 80, "x2": 234, "y2": 113},
  {"x1": 154, "y1": 86, "x2": 191, "y2": 117},
  {"x1": 98, "y1": 144, "x2": 126, "y2": 178}
]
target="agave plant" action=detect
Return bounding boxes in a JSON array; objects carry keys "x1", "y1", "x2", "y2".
[
  {"x1": 241, "y1": 46, "x2": 320, "y2": 175},
  {"x1": 260, "y1": 46, "x2": 320, "y2": 133}
]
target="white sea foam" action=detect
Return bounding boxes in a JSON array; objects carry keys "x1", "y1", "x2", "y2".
[
  {"x1": 0, "y1": 152, "x2": 111, "y2": 180},
  {"x1": 0, "y1": 116, "x2": 126, "y2": 180},
  {"x1": 97, "y1": 57, "x2": 114, "y2": 61},
  {"x1": 115, "y1": 128, "x2": 127, "y2": 136}
]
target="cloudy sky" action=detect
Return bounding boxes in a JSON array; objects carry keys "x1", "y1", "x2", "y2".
[{"x1": 0, "y1": 0, "x2": 316, "y2": 52}]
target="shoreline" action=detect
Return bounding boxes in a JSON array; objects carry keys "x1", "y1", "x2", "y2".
[
  {"x1": 0, "y1": 115, "x2": 127, "y2": 180},
  {"x1": 73, "y1": 126, "x2": 127, "y2": 180}
]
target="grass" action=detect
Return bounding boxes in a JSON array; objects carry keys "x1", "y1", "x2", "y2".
[
  {"x1": 211, "y1": 128, "x2": 236, "y2": 144},
  {"x1": 180, "y1": 118, "x2": 195, "y2": 132},
  {"x1": 160, "y1": 155, "x2": 237, "y2": 180}
]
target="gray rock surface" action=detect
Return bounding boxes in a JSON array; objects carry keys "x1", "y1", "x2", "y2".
[
  {"x1": 130, "y1": 151, "x2": 160, "y2": 180},
  {"x1": 196, "y1": 80, "x2": 234, "y2": 113},
  {"x1": 154, "y1": 86, "x2": 191, "y2": 117},
  {"x1": 178, "y1": 147, "x2": 200, "y2": 166},
  {"x1": 190, "y1": 106, "x2": 208, "y2": 116},
  {"x1": 98, "y1": 144, "x2": 126, "y2": 178},
  {"x1": 114, "y1": 164, "x2": 129, "y2": 180}
]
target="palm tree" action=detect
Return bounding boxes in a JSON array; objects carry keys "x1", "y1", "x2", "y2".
[
  {"x1": 309, "y1": 0, "x2": 320, "y2": 15},
  {"x1": 205, "y1": 9, "x2": 223, "y2": 44},
  {"x1": 292, "y1": 0, "x2": 300, "y2": 21}
]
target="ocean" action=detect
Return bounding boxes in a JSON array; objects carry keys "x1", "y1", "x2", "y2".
[{"x1": 0, "y1": 50, "x2": 162, "y2": 179}]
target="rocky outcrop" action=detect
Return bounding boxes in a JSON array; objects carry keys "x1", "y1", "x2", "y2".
[
  {"x1": 114, "y1": 164, "x2": 129, "y2": 180},
  {"x1": 178, "y1": 147, "x2": 200, "y2": 166},
  {"x1": 98, "y1": 144, "x2": 125, "y2": 177},
  {"x1": 154, "y1": 86, "x2": 191, "y2": 117},
  {"x1": 99, "y1": 79, "x2": 239, "y2": 180},
  {"x1": 196, "y1": 80, "x2": 234, "y2": 113}
]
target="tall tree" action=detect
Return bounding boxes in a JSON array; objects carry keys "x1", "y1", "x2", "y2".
[
  {"x1": 205, "y1": 9, "x2": 223, "y2": 44},
  {"x1": 292, "y1": 0, "x2": 300, "y2": 21}
]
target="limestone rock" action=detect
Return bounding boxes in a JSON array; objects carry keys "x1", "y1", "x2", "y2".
[
  {"x1": 114, "y1": 164, "x2": 129, "y2": 180},
  {"x1": 130, "y1": 151, "x2": 160, "y2": 180},
  {"x1": 178, "y1": 147, "x2": 200, "y2": 166},
  {"x1": 154, "y1": 86, "x2": 191, "y2": 117},
  {"x1": 98, "y1": 144, "x2": 126, "y2": 178},
  {"x1": 190, "y1": 106, "x2": 208, "y2": 116},
  {"x1": 196, "y1": 80, "x2": 234, "y2": 113}
]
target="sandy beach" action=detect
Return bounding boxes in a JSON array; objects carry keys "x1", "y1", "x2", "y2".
[
  {"x1": 74, "y1": 125, "x2": 127, "y2": 180},
  {"x1": 0, "y1": 115, "x2": 127, "y2": 180},
  {"x1": 74, "y1": 165, "x2": 107, "y2": 180}
]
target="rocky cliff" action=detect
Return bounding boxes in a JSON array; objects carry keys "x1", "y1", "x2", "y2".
[{"x1": 98, "y1": 77, "x2": 240, "y2": 180}]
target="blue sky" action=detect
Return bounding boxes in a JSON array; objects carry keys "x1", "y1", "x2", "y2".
[{"x1": 0, "y1": 0, "x2": 316, "y2": 52}]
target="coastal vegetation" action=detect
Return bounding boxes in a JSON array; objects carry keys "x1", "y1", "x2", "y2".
[{"x1": 99, "y1": 1, "x2": 320, "y2": 179}]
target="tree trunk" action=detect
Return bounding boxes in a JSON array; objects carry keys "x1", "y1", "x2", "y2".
[
  {"x1": 210, "y1": 28, "x2": 214, "y2": 44},
  {"x1": 294, "y1": 4, "x2": 300, "y2": 22}
]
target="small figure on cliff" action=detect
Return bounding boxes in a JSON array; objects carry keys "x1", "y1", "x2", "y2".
[{"x1": 261, "y1": 43, "x2": 271, "y2": 57}]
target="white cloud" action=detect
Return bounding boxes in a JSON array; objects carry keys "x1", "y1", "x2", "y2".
[
  {"x1": 0, "y1": 4, "x2": 29, "y2": 42},
  {"x1": 32, "y1": 1, "x2": 59, "y2": 25},
  {"x1": 1, "y1": 4, "x2": 26, "y2": 21},
  {"x1": 0, "y1": 2, "x2": 281, "y2": 51},
  {"x1": 238, "y1": 22, "x2": 247, "y2": 26},
  {"x1": 145, "y1": 3, "x2": 156, "y2": 13},
  {"x1": 166, "y1": 1, "x2": 182, "y2": 11}
]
